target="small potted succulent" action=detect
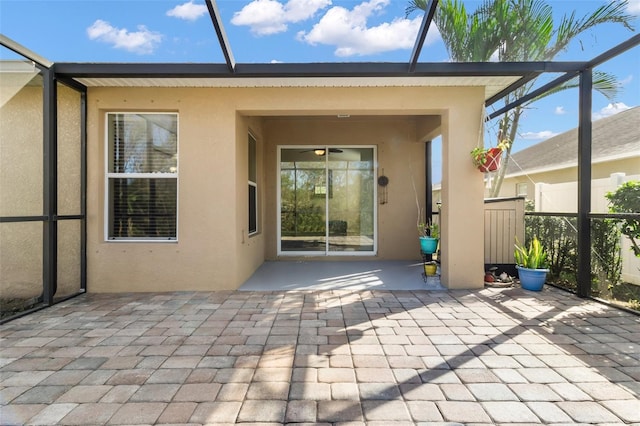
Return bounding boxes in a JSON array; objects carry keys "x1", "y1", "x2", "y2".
[
  {"x1": 471, "y1": 139, "x2": 510, "y2": 172},
  {"x1": 514, "y1": 236, "x2": 549, "y2": 291}
]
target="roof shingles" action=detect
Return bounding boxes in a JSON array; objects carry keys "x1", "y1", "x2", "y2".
[{"x1": 505, "y1": 106, "x2": 640, "y2": 176}]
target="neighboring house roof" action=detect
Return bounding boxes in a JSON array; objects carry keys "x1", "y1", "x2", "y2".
[{"x1": 505, "y1": 106, "x2": 640, "y2": 177}]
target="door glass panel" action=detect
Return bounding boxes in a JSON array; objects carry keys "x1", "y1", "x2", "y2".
[
  {"x1": 280, "y1": 147, "x2": 375, "y2": 255},
  {"x1": 280, "y1": 149, "x2": 326, "y2": 252},
  {"x1": 328, "y1": 148, "x2": 374, "y2": 252}
]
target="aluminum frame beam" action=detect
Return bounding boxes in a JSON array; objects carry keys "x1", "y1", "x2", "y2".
[
  {"x1": 409, "y1": 0, "x2": 439, "y2": 72},
  {"x1": 576, "y1": 69, "x2": 592, "y2": 299},
  {"x1": 487, "y1": 34, "x2": 640, "y2": 119},
  {"x1": 42, "y1": 68, "x2": 58, "y2": 304},
  {"x1": 205, "y1": 0, "x2": 235, "y2": 73},
  {"x1": 53, "y1": 61, "x2": 587, "y2": 79}
]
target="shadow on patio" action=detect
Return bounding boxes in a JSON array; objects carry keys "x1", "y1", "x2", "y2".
[{"x1": 0, "y1": 286, "x2": 639, "y2": 425}]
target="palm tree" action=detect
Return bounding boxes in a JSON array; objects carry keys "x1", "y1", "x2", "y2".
[{"x1": 407, "y1": 0, "x2": 635, "y2": 197}]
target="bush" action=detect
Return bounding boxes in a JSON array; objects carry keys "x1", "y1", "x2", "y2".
[{"x1": 606, "y1": 181, "x2": 640, "y2": 257}]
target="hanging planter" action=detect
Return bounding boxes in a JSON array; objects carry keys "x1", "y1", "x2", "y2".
[{"x1": 471, "y1": 139, "x2": 510, "y2": 172}]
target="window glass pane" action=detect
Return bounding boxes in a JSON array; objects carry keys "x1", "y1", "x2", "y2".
[
  {"x1": 249, "y1": 184, "x2": 257, "y2": 234},
  {"x1": 108, "y1": 178, "x2": 177, "y2": 239},
  {"x1": 108, "y1": 113, "x2": 177, "y2": 174},
  {"x1": 248, "y1": 134, "x2": 256, "y2": 183}
]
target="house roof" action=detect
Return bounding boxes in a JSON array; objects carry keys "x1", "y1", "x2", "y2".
[{"x1": 505, "y1": 106, "x2": 640, "y2": 176}]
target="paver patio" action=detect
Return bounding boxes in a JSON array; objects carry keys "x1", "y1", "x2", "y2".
[{"x1": 1, "y1": 286, "x2": 639, "y2": 425}]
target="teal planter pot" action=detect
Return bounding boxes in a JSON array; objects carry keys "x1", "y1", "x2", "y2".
[
  {"x1": 419, "y1": 237, "x2": 438, "y2": 255},
  {"x1": 516, "y1": 265, "x2": 549, "y2": 291}
]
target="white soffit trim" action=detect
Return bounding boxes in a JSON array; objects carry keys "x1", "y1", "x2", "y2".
[{"x1": 75, "y1": 76, "x2": 521, "y2": 99}]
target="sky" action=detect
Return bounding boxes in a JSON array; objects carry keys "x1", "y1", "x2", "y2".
[{"x1": 1, "y1": 0, "x2": 639, "y2": 181}]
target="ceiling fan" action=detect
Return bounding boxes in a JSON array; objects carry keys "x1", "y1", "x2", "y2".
[{"x1": 300, "y1": 148, "x2": 343, "y2": 156}]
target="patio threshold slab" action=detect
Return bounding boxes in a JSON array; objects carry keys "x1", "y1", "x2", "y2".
[{"x1": 239, "y1": 260, "x2": 445, "y2": 291}]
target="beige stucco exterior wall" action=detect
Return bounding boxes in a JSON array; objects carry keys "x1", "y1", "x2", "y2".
[
  {"x1": 235, "y1": 115, "x2": 267, "y2": 287},
  {"x1": 261, "y1": 116, "x2": 427, "y2": 261},
  {"x1": 499, "y1": 157, "x2": 640, "y2": 201},
  {"x1": 85, "y1": 85, "x2": 486, "y2": 292},
  {"x1": 1, "y1": 82, "x2": 82, "y2": 300},
  {"x1": 1, "y1": 84, "x2": 43, "y2": 301},
  {"x1": 440, "y1": 91, "x2": 486, "y2": 289}
]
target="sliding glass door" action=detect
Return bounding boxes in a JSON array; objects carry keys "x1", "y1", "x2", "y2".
[{"x1": 278, "y1": 146, "x2": 375, "y2": 255}]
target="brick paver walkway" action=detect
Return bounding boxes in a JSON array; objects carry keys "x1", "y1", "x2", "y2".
[{"x1": 1, "y1": 287, "x2": 639, "y2": 425}]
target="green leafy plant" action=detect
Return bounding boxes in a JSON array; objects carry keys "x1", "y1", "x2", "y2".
[
  {"x1": 606, "y1": 180, "x2": 640, "y2": 257},
  {"x1": 418, "y1": 222, "x2": 439, "y2": 239},
  {"x1": 525, "y1": 214, "x2": 576, "y2": 284},
  {"x1": 470, "y1": 139, "x2": 510, "y2": 169},
  {"x1": 514, "y1": 236, "x2": 548, "y2": 269}
]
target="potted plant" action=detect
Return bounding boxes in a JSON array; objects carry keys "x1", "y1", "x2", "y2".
[
  {"x1": 514, "y1": 236, "x2": 549, "y2": 291},
  {"x1": 418, "y1": 222, "x2": 439, "y2": 255},
  {"x1": 471, "y1": 139, "x2": 510, "y2": 172},
  {"x1": 424, "y1": 260, "x2": 438, "y2": 275}
]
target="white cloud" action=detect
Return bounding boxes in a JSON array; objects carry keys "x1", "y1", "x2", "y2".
[
  {"x1": 231, "y1": 0, "x2": 331, "y2": 35},
  {"x1": 167, "y1": 1, "x2": 208, "y2": 21},
  {"x1": 298, "y1": 0, "x2": 439, "y2": 57},
  {"x1": 554, "y1": 106, "x2": 566, "y2": 115},
  {"x1": 593, "y1": 102, "x2": 632, "y2": 119},
  {"x1": 520, "y1": 130, "x2": 559, "y2": 140},
  {"x1": 625, "y1": 0, "x2": 640, "y2": 14},
  {"x1": 87, "y1": 20, "x2": 162, "y2": 54}
]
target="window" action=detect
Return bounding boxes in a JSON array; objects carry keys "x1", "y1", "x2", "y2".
[
  {"x1": 516, "y1": 182, "x2": 528, "y2": 197},
  {"x1": 106, "y1": 113, "x2": 178, "y2": 240},
  {"x1": 248, "y1": 133, "x2": 258, "y2": 235}
]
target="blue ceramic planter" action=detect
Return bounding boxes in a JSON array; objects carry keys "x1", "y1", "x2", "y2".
[
  {"x1": 516, "y1": 265, "x2": 549, "y2": 291},
  {"x1": 419, "y1": 237, "x2": 438, "y2": 254}
]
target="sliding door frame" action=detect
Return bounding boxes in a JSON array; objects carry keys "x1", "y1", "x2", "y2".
[{"x1": 277, "y1": 145, "x2": 377, "y2": 257}]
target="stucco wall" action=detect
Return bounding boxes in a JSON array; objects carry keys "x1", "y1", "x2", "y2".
[
  {"x1": 500, "y1": 157, "x2": 640, "y2": 201},
  {"x1": 85, "y1": 85, "x2": 486, "y2": 292},
  {"x1": 1, "y1": 82, "x2": 82, "y2": 300},
  {"x1": 1, "y1": 84, "x2": 43, "y2": 301},
  {"x1": 262, "y1": 116, "x2": 426, "y2": 261}
]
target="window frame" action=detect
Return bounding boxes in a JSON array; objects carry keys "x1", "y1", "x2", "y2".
[
  {"x1": 248, "y1": 132, "x2": 258, "y2": 236},
  {"x1": 516, "y1": 182, "x2": 528, "y2": 197},
  {"x1": 104, "y1": 112, "x2": 179, "y2": 242}
]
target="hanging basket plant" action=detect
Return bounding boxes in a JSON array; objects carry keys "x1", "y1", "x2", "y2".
[{"x1": 471, "y1": 139, "x2": 510, "y2": 172}]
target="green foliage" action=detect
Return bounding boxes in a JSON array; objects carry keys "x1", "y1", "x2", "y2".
[
  {"x1": 406, "y1": 0, "x2": 634, "y2": 197},
  {"x1": 591, "y1": 219, "x2": 622, "y2": 288},
  {"x1": 418, "y1": 222, "x2": 439, "y2": 239},
  {"x1": 628, "y1": 299, "x2": 640, "y2": 311},
  {"x1": 606, "y1": 181, "x2": 640, "y2": 257},
  {"x1": 525, "y1": 214, "x2": 624, "y2": 298},
  {"x1": 526, "y1": 215, "x2": 576, "y2": 279},
  {"x1": 515, "y1": 236, "x2": 548, "y2": 269}
]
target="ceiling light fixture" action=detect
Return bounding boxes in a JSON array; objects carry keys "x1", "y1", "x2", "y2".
[{"x1": 314, "y1": 149, "x2": 326, "y2": 156}]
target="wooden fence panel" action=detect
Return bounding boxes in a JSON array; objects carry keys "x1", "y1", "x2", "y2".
[{"x1": 484, "y1": 197, "x2": 525, "y2": 265}]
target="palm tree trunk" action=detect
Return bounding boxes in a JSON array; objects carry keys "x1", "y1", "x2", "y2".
[{"x1": 490, "y1": 104, "x2": 522, "y2": 198}]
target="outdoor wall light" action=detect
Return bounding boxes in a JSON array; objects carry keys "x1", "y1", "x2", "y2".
[{"x1": 314, "y1": 149, "x2": 326, "y2": 156}]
